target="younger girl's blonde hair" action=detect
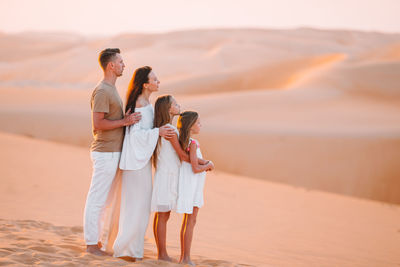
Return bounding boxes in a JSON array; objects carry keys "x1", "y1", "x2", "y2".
[{"x1": 177, "y1": 111, "x2": 199, "y2": 152}]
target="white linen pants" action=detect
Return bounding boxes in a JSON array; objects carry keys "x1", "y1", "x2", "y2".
[
  {"x1": 83, "y1": 151, "x2": 120, "y2": 245},
  {"x1": 113, "y1": 161, "x2": 153, "y2": 258}
]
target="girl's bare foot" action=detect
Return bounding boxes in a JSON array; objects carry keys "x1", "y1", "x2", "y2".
[
  {"x1": 180, "y1": 258, "x2": 195, "y2": 266},
  {"x1": 158, "y1": 255, "x2": 172, "y2": 262}
]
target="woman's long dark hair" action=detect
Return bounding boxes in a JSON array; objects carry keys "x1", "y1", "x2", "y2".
[
  {"x1": 125, "y1": 66, "x2": 152, "y2": 113},
  {"x1": 152, "y1": 95, "x2": 173, "y2": 169},
  {"x1": 177, "y1": 111, "x2": 199, "y2": 152}
]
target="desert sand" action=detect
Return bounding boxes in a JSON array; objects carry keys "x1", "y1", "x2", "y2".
[
  {"x1": 0, "y1": 28, "x2": 400, "y2": 266},
  {"x1": 1, "y1": 131, "x2": 399, "y2": 266}
]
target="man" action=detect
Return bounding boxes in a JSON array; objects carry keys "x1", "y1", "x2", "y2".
[{"x1": 84, "y1": 48, "x2": 141, "y2": 256}]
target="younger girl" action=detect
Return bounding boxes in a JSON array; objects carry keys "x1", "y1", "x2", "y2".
[
  {"x1": 151, "y1": 96, "x2": 210, "y2": 261},
  {"x1": 176, "y1": 111, "x2": 214, "y2": 265}
]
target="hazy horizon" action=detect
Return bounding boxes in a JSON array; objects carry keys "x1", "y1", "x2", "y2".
[
  {"x1": 2, "y1": 26, "x2": 400, "y2": 39},
  {"x1": 1, "y1": 0, "x2": 399, "y2": 36}
]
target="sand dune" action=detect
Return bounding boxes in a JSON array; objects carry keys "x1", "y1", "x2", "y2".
[
  {"x1": 0, "y1": 28, "x2": 400, "y2": 205},
  {"x1": 296, "y1": 60, "x2": 400, "y2": 98},
  {"x1": 3, "y1": 81, "x2": 400, "y2": 204},
  {"x1": 1, "y1": 131, "x2": 400, "y2": 266},
  {"x1": 160, "y1": 53, "x2": 347, "y2": 95},
  {"x1": 0, "y1": 31, "x2": 84, "y2": 62},
  {"x1": 1, "y1": 28, "x2": 399, "y2": 92},
  {"x1": 1, "y1": 79, "x2": 400, "y2": 204},
  {"x1": 355, "y1": 42, "x2": 400, "y2": 63},
  {"x1": 179, "y1": 89, "x2": 400, "y2": 203}
]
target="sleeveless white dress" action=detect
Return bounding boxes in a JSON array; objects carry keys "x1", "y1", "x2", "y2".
[
  {"x1": 113, "y1": 104, "x2": 159, "y2": 258},
  {"x1": 176, "y1": 139, "x2": 206, "y2": 214},
  {"x1": 151, "y1": 124, "x2": 181, "y2": 212}
]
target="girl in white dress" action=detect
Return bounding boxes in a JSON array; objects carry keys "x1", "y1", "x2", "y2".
[
  {"x1": 175, "y1": 111, "x2": 214, "y2": 266},
  {"x1": 151, "y1": 95, "x2": 180, "y2": 262},
  {"x1": 151, "y1": 95, "x2": 210, "y2": 261},
  {"x1": 113, "y1": 66, "x2": 175, "y2": 260}
]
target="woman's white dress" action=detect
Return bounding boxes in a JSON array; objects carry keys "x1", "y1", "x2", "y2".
[
  {"x1": 151, "y1": 124, "x2": 181, "y2": 212},
  {"x1": 176, "y1": 139, "x2": 206, "y2": 214},
  {"x1": 113, "y1": 104, "x2": 159, "y2": 258}
]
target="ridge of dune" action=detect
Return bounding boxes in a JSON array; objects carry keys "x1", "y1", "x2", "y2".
[
  {"x1": 296, "y1": 60, "x2": 400, "y2": 98},
  {"x1": 355, "y1": 42, "x2": 400, "y2": 63},
  {"x1": 0, "y1": 32, "x2": 85, "y2": 62},
  {"x1": 162, "y1": 53, "x2": 348, "y2": 95},
  {"x1": 1, "y1": 28, "x2": 400, "y2": 95},
  {"x1": 285, "y1": 53, "x2": 347, "y2": 88},
  {"x1": 1, "y1": 131, "x2": 400, "y2": 266}
]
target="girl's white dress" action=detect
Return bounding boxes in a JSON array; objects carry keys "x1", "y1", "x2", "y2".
[
  {"x1": 176, "y1": 138, "x2": 206, "y2": 214},
  {"x1": 113, "y1": 104, "x2": 159, "y2": 258},
  {"x1": 151, "y1": 124, "x2": 181, "y2": 212}
]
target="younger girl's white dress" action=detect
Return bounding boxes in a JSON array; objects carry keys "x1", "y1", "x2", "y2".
[
  {"x1": 151, "y1": 124, "x2": 181, "y2": 212},
  {"x1": 176, "y1": 138, "x2": 206, "y2": 214}
]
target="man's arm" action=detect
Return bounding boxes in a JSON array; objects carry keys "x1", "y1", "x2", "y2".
[{"x1": 92, "y1": 109, "x2": 141, "y2": 131}]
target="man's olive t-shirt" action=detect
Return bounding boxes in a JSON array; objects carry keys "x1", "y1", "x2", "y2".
[{"x1": 90, "y1": 81, "x2": 124, "y2": 152}]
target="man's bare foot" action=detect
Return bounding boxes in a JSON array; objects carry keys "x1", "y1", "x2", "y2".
[
  {"x1": 86, "y1": 245, "x2": 108, "y2": 256},
  {"x1": 180, "y1": 259, "x2": 195, "y2": 266}
]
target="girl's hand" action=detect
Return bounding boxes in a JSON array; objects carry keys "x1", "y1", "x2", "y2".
[{"x1": 207, "y1": 161, "x2": 214, "y2": 171}]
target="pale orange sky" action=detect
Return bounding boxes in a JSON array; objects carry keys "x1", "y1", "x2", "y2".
[{"x1": 0, "y1": 0, "x2": 399, "y2": 35}]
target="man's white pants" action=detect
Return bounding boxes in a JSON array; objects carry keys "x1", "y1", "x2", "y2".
[{"x1": 84, "y1": 151, "x2": 120, "y2": 245}]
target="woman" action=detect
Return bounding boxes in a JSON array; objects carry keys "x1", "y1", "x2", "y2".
[{"x1": 113, "y1": 66, "x2": 175, "y2": 260}]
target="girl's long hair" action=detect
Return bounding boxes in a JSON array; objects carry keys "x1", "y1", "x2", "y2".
[
  {"x1": 125, "y1": 66, "x2": 152, "y2": 113},
  {"x1": 177, "y1": 111, "x2": 198, "y2": 152},
  {"x1": 152, "y1": 95, "x2": 173, "y2": 169}
]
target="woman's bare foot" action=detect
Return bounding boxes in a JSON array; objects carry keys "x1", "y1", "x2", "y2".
[
  {"x1": 118, "y1": 256, "x2": 142, "y2": 262},
  {"x1": 86, "y1": 245, "x2": 108, "y2": 256}
]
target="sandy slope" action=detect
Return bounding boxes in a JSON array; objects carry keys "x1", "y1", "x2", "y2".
[{"x1": 1, "y1": 132, "x2": 400, "y2": 266}]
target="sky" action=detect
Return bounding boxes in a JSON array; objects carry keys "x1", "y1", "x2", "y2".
[{"x1": 0, "y1": 0, "x2": 399, "y2": 36}]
